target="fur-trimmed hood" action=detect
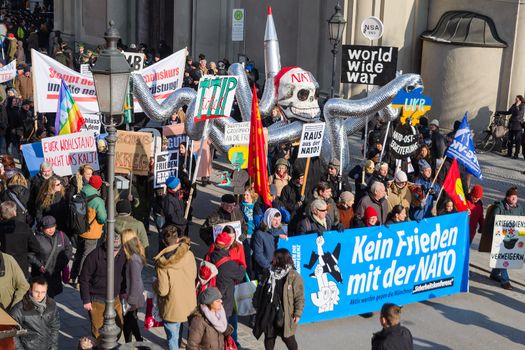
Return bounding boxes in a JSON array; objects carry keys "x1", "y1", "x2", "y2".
[{"x1": 154, "y1": 236, "x2": 192, "y2": 269}]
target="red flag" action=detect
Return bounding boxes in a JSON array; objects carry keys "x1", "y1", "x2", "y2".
[
  {"x1": 442, "y1": 158, "x2": 468, "y2": 212},
  {"x1": 248, "y1": 84, "x2": 272, "y2": 207}
]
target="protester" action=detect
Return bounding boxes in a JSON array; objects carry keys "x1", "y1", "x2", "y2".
[
  {"x1": 280, "y1": 172, "x2": 308, "y2": 234},
  {"x1": 387, "y1": 170, "x2": 412, "y2": 212},
  {"x1": 295, "y1": 199, "x2": 340, "y2": 235},
  {"x1": 208, "y1": 225, "x2": 246, "y2": 268},
  {"x1": 29, "y1": 216, "x2": 72, "y2": 297},
  {"x1": 438, "y1": 199, "x2": 456, "y2": 216},
  {"x1": 200, "y1": 193, "x2": 247, "y2": 246},
  {"x1": 356, "y1": 182, "x2": 389, "y2": 225},
  {"x1": 488, "y1": 186, "x2": 524, "y2": 290},
  {"x1": 162, "y1": 175, "x2": 188, "y2": 235},
  {"x1": 153, "y1": 225, "x2": 197, "y2": 350},
  {"x1": 35, "y1": 174, "x2": 67, "y2": 230},
  {"x1": 115, "y1": 199, "x2": 149, "y2": 252},
  {"x1": 0, "y1": 201, "x2": 40, "y2": 278},
  {"x1": 79, "y1": 234, "x2": 126, "y2": 339},
  {"x1": 0, "y1": 171, "x2": 30, "y2": 223},
  {"x1": 28, "y1": 161, "x2": 54, "y2": 217},
  {"x1": 367, "y1": 162, "x2": 391, "y2": 190},
  {"x1": 311, "y1": 181, "x2": 340, "y2": 226},
  {"x1": 412, "y1": 144, "x2": 433, "y2": 176},
  {"x1": 187, "y1": 287, "x2": 233, "y2": 350},
  {"x1": 253, "y1": 248, "x2": 304, "y2": 350},
  {"x1": 410, "y1": 160, "x2": 440, "y2": 221},
  {"x1": 66, "y1": 164, "x2": 93, "y2": 199},
  {"x1": 498, "y1": 95, "x2": 524, "y2": 159},
  {"x1": 352, "y1": 159, "x2": 375, "y2": 204},
  {"x1": 467, "y1": 185, "x2": 484, "y2": 243},
  {"x1": 429, "y1": 119, "x2": 446, "y2": 165},
  {"x1": 270, "y1": 158, "x2": 291, "y2": 197},
  {"x1": 10, "y1": 276, "x2": 60, "y2": 350},
  {"x1": 385, "y1": 204, "x2": 408, "y2": 226},
  {"x1": 321, "y1": 159, "x2": 352, "y2": 200},
  {"x1": 337, "y1": 191, "x2": 355, "y2": 229},
  {"x1": 0, "y1": 249, "x2": 29, "y2": 311},
  {"x1": 240, "y1": 188, "x2": 258, "y2": 238},
  {"x1": 252, "y1": 208, "x2": 287, "y2": 278},
  {"x1": 371, "y1": 303, "x2": 414, "y2": 350},
  {"x1": 121, "y1": 229, "x2": 146, "y2": 343}
]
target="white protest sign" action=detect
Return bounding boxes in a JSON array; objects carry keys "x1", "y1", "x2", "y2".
[
  {"x1": 80, "y1": 64, "x2": 92, "y2": 77},
  {"x1": 123, "y1": 51, "x2": 145, "y2": 72},
  {"x1": 193, "y1": 75, "x2": 238, "y2": 122},
  {"x1": 153, "y1": 151, "x2": 179, "y2": 189},
  {"x1": 224, "y1": 122, "x2": 250, "y2": 145},
  {"x1": 41, "y1": 131, "x2": 99, "y2": 176},
  {"x1": 361, "y1": 16, "x2": 384, "y2": 41},
  {"x1": 232, "y1": 9, "x2": 245, "y2": 41},
  {"x1": 297, "y1": 122, "x2": 325, "y2": 158},
  {"x1": 80, "y1": 113, "x2": 101, "y2": 135},
  {"x1": 213, "y1": 221, "x2": 243, "y2": 242},
  {"x1": 489, "y1": 215, "x2": 525, "y2": 269},
  {"x1": 0, "y1": 60, "x2": 16, "y2": 83}
]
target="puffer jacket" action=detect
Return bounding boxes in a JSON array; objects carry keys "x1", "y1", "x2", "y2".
[
  {"x1": 10, "y1": 294, "x2": 60, "y2": 350},
  {"x1": 153, "y1": 237, "x2": 197, "y2": 323},
  {"x1": 187, "y1": 308, "x2": 233, "y2": 350},
  {"x1": 80, "y1": 184, "x2": 106, "y2": 239}
]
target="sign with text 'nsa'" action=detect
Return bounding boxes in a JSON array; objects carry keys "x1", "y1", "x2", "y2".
[{"x1": 341, "y1": 45, "x2": 398, "y2": 86}]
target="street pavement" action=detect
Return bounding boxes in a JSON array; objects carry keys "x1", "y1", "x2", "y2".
[{"x1": 54, "y1": 135, "x2": 525, "y2": 349}]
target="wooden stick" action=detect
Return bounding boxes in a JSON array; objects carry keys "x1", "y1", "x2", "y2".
[
  {"x1": 184, "y1": 119, "x2": 209, "y2": 219},
  {"x1": 300, "y1": 157, "x2": 311, "y2": 197}
]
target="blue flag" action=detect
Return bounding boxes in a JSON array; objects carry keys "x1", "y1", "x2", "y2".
[{"x1": 445, "y1": 113, "x2": 482, "y2": 179}]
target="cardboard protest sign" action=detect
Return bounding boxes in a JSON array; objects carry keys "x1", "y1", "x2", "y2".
[
  {"x1": 123, "y1": 51, "x2": 145, "y2": 72},
  {"x1": 0, "y1": 60, "x2": 16, "y2": 83},
  {"x1": 153, "y1": 151, "x2": 179, "y2": 188},
  {"x1": 194, "y1": 75, "x2": 238, "y2": 122},
  {"x1": 297, "y1": 122, "x2": 325, "y2": 158},
  {"x1": 341, "y1": 45, "x2": 398, "y2": 85},
  {"x1": 115, "y1": 130, "x2": 153, "y2": 176},
  {"x1": 21, "y1": 141, "x2": 44, "y2": 177},
  {"x1": 389, "y1": 123, "x2": 419, "y2": 159},
  {"x1": 391, "y1": 87, "x2": 432, "y2": 126},
  {"x1": 80, "y1": 113, "x2": 102, "y2": 135},
  {"x1": 279, "y1": 212, "x2": 469, "y2": 323},
  {"x1": 224, "y1": 122, "x2": 250, "y2": 145},
  {"x1": 489, "y1": 215, "x2": 525, "y2": 269},
  {"x1": 213, "y1": 221, "x2": 243, "y2": 242},
  {"x1": 41, "y1": 131, "x2": 99, "y2": 176},
  {"x1": 163, "y1": 124, "x2": 188, "y2": 152}
]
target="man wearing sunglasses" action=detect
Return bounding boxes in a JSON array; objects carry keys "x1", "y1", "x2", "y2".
[{"x1": 295, "y1": 199, "x2": 341, "y2": 236}]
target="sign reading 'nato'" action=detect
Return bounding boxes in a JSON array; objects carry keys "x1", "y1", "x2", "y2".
[{"x1": 341, "y1": 45, "x2": 398, "y2": 86}]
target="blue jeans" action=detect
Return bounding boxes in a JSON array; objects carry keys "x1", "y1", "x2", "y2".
[
  {"x1": 490, "y1": 268, "x2": 510, "y2": 284},
  {"x1": 164, "y1": 322, "x2": 180, "y2": 350}
]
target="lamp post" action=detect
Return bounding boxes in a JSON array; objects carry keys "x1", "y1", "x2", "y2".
[
  {"x1": 91, "y1": 20, "x2": 131, "y2": 350},
  {"x1": 328, "y1": 2, "x2": 347, "y2": 98}
]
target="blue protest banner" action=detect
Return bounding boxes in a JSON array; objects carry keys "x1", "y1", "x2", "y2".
[
  {"x1": 21, "y1": 141, "x2": 44, "y2": 177},
  {"x1": 445, "y1": 113, "x2": 482, "y2": 179},
  {"x1": 278, "y1": 212, "x2": 470, "y2": 324}
]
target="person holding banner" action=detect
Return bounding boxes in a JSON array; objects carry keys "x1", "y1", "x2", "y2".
[
  {"x1": 356, "y1": 182, "x2": 389, "y2": 226},
  {"x1": 409, "y1": 160, "x2": 440, "y2": 222},
  {"x1": 487, "y1": 186, "x2": 524, "y2": 290},
  {"x1": 295, "y1": 199, "x2": 341, "y2": 236}
]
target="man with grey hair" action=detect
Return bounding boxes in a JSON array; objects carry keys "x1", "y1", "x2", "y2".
[
  {"x1": 28, "y1": 161, "x2": 55, "y2": 218},
  {"x1": 356, "y1": 181, "x2": 389, "y2": 225},
  {"x1": 0, "y1": 201, "x2": 40, "y2": 278},
  {"x1": 295, "y1": 199, "x2": 341, "y2": 235}
]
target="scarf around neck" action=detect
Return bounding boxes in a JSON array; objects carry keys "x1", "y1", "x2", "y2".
[
  {"x1": 269, "y1": 264, "x2": 292, "y2": 302},
  {"x1": 29, "y1": 294, "x2": 47, "y2": 314},
  {"x1": 200, "y1": 304, "x2": 227, "y2": 333}
]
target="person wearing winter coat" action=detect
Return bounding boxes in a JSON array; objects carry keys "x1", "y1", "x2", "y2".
[
  {"x1": 467, "y1": 185, "x2": 484, "y2": 243},
  {"x1": 199, "y1": 194, "x2": 247, "y2": 246},
  {"x1": 28, "y1": 162, "x2": 54, "y2": 218},
  {"x1": 121, "y1": 229, "x2": 146, "y2": 343},
  {"x1": 187, "y1": 287, "x2": 234, "y2": 350},
  {"x1": 6, "y1": 33, "x2": 17, "y2": 62},
  {"x1": 280, "y1": 172, "x2": 309, "y2": 234},
  {"x1": 206, "y1": 225, "x2": 246, "y2": 269},
  {"x1": 320, "y1": 159, "x2": 353, "y2": 201},
  {"x1": 372, "y1": 303, "x2": 413, "y2": 350},
  {"x1": 409, "y1": 160, "x2": 440, "y2": 221},
  {"x1": 0, "y1": 171, "x2": 30, "y2": 223},
  {"x1": 387, "y1": 170, "x2": 412, "y2": 212},
  {"x1": 10, "y1": 276, "x2": 60, "y2": 350},
  {"x1": 295, "y1": 199, "x2": 339, "y2": 236},
  {"x1": 15, "y1": 40, "x2": 25, "y2": 66},
  {"x1": 115, "y1": 199, "x2": 150, "y2": 251},
  {"x1": 385, "y1": 205, "x2": 408, "y2": 226},
  {"x1": 337, "y1": 191, "x2": 355, "y2": 229},
  {"x1": 310, "y1": 181, "x2": 340, "y2": 226},
  {"x1": 269, "y1": 158, "x2": 291, "y2": 197},
  {"x1": 35, "y1": 175, "x2": 68, "y2": 231},
  {"x1": 162, "y1": 176, "x2": 188, "y2": 234},
  {"x1": 252, "y1": 208, "x2": 287, "y2": 277},
  {"x1": 29, "y1": 216, "x2": 72, "y2": 298},
  {"x1": 0, "y1": 251, "x2": 29, "y2": 311},
  {"x1": 356, "y1": 182, "x2": 389, "y2": 225},
  {"x1": 153, "y1": 225, "x2": 197, "y2": 350},
  {"x1": 253, "y1": 248, "x2": 305, "y2": 350},
  {"x1": 0, "y1": 201, "x2": 40, "y2": 278},
  {"x1": 498, "y1": 95, "x2": 524, "y2": 158},
  {"x1": 240, "y1": 188, "x2": 257, "y2": 238}
]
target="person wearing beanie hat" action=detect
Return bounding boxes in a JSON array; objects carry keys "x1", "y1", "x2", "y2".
[
  {"x1": 196, "y1": 261, "x2": 219, "y2": 292},
  {"x1": 387, "y1": 170, "x2": 412, "y2": 213},
  {"x1": 270, "y1": 158, "x2": 291, "y2": 197},
  {"x1": 367, "y1": 161, "x2": 392, "y2": 193},
  {"x1": 321, "y1": 158, "x2": 352, "y2": 200},
  {"x1": 252, "y1": 208, "x2": 286, "y2": 276},
  {"x1": 364, "y1": 206, "x2": 379, "y2": 227},
  {"x1": 215, "y1": 232, "x2": 234, "y2": 249},
  {"x1": 115, "y1": 199, "x2": 149, "y2": 251},
  {"x1": 188, "y1": 287, "x2": 232, "y2": 350},
  {"x1": 70, "y1": 173, "x2": 108, "y2": 285},
  {"x1": 162, "y1": 175, "x2": 188, "y2": 237},
  {"x1": 337, "y1": 191, "x2": 355, "y2": 229},
  {"x1": 200, "y1": 193, "x2": 247, "y2": 246},
  {"x1": 409, "y1": 156, "x2": 440, "y2": 222},
  {"x1": 485, "y1": 185, "x2": 524, "y2": 290}
]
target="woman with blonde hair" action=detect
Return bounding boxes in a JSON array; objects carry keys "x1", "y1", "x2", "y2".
[
  {"x1": 1, "y1": 171, "x2": 30, "y2": 222},
  {"x1": 36, "y1": 175, "x2": 67, "y2": 230},
  {"x1": 120, "y1": 229, "x2": 146, "y2": 343},
  {"x1": 67, "y1": 164, "x2": 94, "y2": 200}
]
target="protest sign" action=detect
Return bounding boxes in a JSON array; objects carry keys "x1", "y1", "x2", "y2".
[
  {"x1": 278, "y1": 212, "x2": 469, "y2": 323},
  {"x1": 41, "y1": 131, "x2": 99, "y2": 176},
  {"x1": 194, "y1": 75, "x2": 238, "y2": 122},
  {"x1": 361, "y1": 16, "x2": 384, "y2": 41},
  {"x1": 389, "y1": 123, "x2": 419, "y2": 159},
  {"x1": 80, "y1": 64, "x2": 92, "y2": 77},
  {"x1": 489, "y1": 215, "x2": 525, "y2": 269},
  {"x1": 80, "y1": 113, "x2": 102, "y2": 135},
  {"x1": 115, "y1": 130, "x2": 152, "y2": 176},
  {"x1": 21, "y1": 141, "x2": 44, "y2": 177},
  {"x1": 213, "y1": 221, "x2": 243, "y2": 242},
  {"x1": 123, "y1": 51, "x2": 145, "y2": 72},
  {"x1": 0, "y1": 60, "x2": 16, "y2": 83},
  {"x1": 163, "y1": 124, "x2": 188, "y2": 152},
  {"x1": 153, "y1": 151, "x2": 179, "y2": 188},
  {"x1": 391, "y1": 87, "x2": 432, "y2": 126},
  {"x1": 232, "y1": 9, "x2": 245, "y2": 41},
  {"x1": 341, "y1": 45, "x2": 398, "y2": 85},
  {"x1": 224, "y1": 122, "x2": 250, "y2": 145},
  {"x1": 297, "y1": 122, "x2": 325, "y2": 158},
  {"x1": 32, "y1": 48, "x2": 186, "y2": 114},
  {"x1": 228, "y1": 146, "x2": 248, "y2": 169}
]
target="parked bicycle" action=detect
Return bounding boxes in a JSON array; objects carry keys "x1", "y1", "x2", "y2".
[{"x1": 475, "y1": 113, "x2": 509, "y2": 153}]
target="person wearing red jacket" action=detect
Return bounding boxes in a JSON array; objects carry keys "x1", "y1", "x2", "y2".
[
  {"x1": 467, "y1": 185, "x2": 484, "y2": 244},
  {"x1": 206, "y1": 225, "x2": 246, "y2": 269}
]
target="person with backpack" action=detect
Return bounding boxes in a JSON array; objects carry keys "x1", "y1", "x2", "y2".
[
  {"x1": 28, "y1": 216, "x2": 72, "y2": 298},
  {"x1": 0, "y1": 171, "x2": 30, "y2": 223},
  {"x1": 70, "y1": 175, "x2": 107, "y2": 287},
  {"x1": 153, "y1": 225, "x2": 197, "y2": 350}
]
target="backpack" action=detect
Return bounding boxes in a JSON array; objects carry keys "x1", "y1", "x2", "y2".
[
  {"x1": 68, "y1": 192, "x2": 98, "y2": 236},
  {"x1": 196, "y1": 254, "x2": 231, "y2": 295}
]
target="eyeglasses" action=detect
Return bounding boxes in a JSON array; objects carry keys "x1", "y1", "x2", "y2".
[{"x1": 317, "y1": 208, "x2": 328, "y2": 212}]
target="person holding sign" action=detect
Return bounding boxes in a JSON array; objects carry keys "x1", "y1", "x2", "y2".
[{"x1": 199, "y1": 194, "x2": 247, "y2": 246}]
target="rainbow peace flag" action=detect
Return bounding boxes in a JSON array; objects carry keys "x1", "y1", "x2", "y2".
[{"x1": 55, "y1": 79, "x2": 86, "y2": 135}]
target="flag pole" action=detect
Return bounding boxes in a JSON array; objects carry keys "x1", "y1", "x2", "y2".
[
  {"x1": 185, "y1": 120, "x2": 209, "y2": 219},
  {"x1": 422, "y1": 155, "x2": 448, "y2": 204},
  {"x1": 378, "y1": 120, "x2": 391, "y2": 163},
  {"x1": 188, "y1": 139, "x2": 194, "y2": 181},
  {"x1": 300, "y1": 157, "x2": 311, "y2": 197}
]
